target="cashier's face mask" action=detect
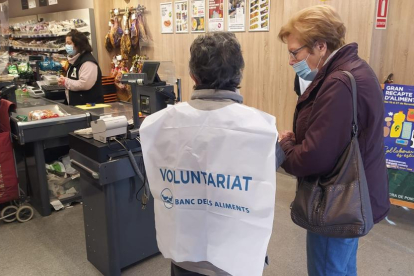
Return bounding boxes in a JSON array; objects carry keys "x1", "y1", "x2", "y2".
[
  {"x1": 293, "y1": 54, "x2": 322, "y2": 81},
  {"x1": 65, "y1": 44, "x2": 77, "y2": 56}
]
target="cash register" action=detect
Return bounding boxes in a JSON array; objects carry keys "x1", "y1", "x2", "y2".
[
  {"x1": 137, "y1": 61, "x2": 178, "y2": 115},
  {"x1": 41, "y1": 75, "x2": 66, "y2": 101}
]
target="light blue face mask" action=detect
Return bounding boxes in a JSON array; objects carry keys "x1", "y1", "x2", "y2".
[
  {"x1": 293, "y1": 54, "x2": 322, "y2": 81},
  {"x1": 65, "y1": 44, "x2": 77, "y2": 56}
]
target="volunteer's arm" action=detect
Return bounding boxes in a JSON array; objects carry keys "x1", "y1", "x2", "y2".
[{"x1": 61, "y1": 62, "x2": 98, "y2": 91}]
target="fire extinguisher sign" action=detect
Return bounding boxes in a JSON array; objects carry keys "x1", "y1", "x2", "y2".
[{"x1": 376, "y1": 0, "x2": 390, "y2": 29}]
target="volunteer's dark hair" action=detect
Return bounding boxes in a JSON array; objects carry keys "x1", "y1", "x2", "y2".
[
  {"x1": 189, "y1": 32, "x2": 245, "y2": 91},
  {"x1": 66, "y1": 29, "x2": 92, "y2": 53}
]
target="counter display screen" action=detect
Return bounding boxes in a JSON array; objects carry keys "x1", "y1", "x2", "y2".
[{"x1": 142, "y1": 62, "x2": 160, "y2": 84}]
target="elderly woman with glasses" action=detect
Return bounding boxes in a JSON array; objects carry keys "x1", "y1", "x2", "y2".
[{"x1": 278, "y1": 5, "x2": 390, "y2": 276}]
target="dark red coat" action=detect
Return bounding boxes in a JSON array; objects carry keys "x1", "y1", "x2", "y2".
[{"x1": 281, "y1": 43, "x2": 390, "y2": 223}]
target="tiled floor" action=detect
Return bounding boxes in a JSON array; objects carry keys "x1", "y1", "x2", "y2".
[{"x1": 1, "y1": 173, "x2": 413, "y2": 275}]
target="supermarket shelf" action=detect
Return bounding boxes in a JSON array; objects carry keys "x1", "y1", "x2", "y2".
[
  {"x1": 11, "y1": 26, "x2": 90, "y2": 39},
  {"x1": 11, "y1": 33, "x2": 59, "y2": 38},
  {"x1": 10, "y1": 46, "x2": 65, "y2": 53}
]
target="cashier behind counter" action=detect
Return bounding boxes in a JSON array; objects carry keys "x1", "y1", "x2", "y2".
[{"x1": 58, "y1": 29, "x2": 103, "y2": 106}]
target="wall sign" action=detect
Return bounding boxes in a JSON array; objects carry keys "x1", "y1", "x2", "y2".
[
  {"x1": 375, "y1": 0, "x2": 389, "y2": 29},
  {"x1": 208, "y1": 0, "x2": 224, "y2": 32},
  {"x1": 175, "y1": 1, "x2": 189, "y2": 33},
  {"x1": 191, "y1": 0, "x2": 206, "y2": 33},
  {"x1": 383, "y1": 84, "x2": 414, "y2": 172},
  {"x1": 161, "y1": 2, "x2": 174, "y2": 34},
  {"x1": 227, "y1": 0, "x2": 246, "y2": 32},
  {"x1": 249, "y1": 0, "x2": 270, "y2": 32}
]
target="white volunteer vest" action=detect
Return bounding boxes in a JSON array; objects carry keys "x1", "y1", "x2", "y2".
[{"x1": 140, "y1": 102, "x2": 277, "y2": 276}]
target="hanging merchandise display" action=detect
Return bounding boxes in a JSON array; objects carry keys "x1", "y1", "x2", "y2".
[
  {"x1": 106, "y1": 5, "x2": 148, "y2": 53},
  {"x1": 228, "y1": 0, "x2": 246, "y2": 32},
  {"x1": 113, "y1": 17, "x2": 123, "y2": 48},
  {"x1": 105, "y1": 5, "x2": 149, "y2": 102},
  {"x1": 161, "y1": 2, "x2": 174, "y2": 34},
  {"x1": 191, "y1": 0, "x2": 206, "y2": 32},
  {"x1": 208, "y1": 0, "x2": 224, "y2": 32},
  {"x1": 112, "y1": 57, "x2": 131, "y2": 102},
  {"x1": 105, "y1": 21, "x2": 114, "y2": 52},
  {"x1": 110, "y1": 54, "x2": 148, "y2": 102},
  {"x1": 137, "y1": 8, "x2": 149, "y2": 43},
  {"x1": 105, "y1": 5, "x2": 149, "y2": 63},
  {"x1": 130, "y1": 54, "x2": 146, "y2": 73},
  {"x1": 120, "y1": 14, "x2": 132, "y2": 60},
  {"x1": 249, "y1": 0, "x2": 270, "y2": 32},
  {"x1": 130, "y1": 11, "x2": 139, "y2": 49},
  {"x1": 175, "y1": 1, "x2": 189, "y2": 33}
]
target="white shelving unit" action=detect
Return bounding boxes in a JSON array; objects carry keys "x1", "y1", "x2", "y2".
[
  {"x1": 10, "y1": 26, "x2": 90, "y2": 39},
  {"x1": 9, "y1": 9, "x2": 97, "y2": 59}
]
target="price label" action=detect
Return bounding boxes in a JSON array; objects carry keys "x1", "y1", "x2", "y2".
[
  {"x1": 131, "y1": 13, "x2": 136, "y2": 20},
  {"x1": 108, "y1": 21, "x2": 112, "y2": 27},
  {"x1": 114, "y1": 9, "x2": 119, "y2": 15}
]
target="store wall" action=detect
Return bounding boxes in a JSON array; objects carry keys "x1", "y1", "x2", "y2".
[
  {"x1": 3, "y1": 0, "x2": 93, "y2": 18},
  {"x1": 370, "y1": 0, "x2": 414, "y2": 86},
  {"x1": 95, "y1": 0, "x2": 377, "y2": 131}
]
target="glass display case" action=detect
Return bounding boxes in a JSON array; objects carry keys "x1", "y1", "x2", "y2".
[{"x1": 86, "y1": 101, "x2": 135, "y2": 122}]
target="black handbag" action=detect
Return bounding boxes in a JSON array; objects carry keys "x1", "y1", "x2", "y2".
[{"x1": 290, "y1": 71, "x2": 374, "y2": 238}]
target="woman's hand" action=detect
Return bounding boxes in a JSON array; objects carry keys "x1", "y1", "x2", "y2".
[
  {"x1": 279, "y1": 130, "x2": 295, "y2": 142},
  {"x1": 58, "y1": 75, "x2": 66, "y2": 86}
]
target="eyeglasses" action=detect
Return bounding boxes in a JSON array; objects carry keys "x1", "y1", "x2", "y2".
[{"x1": 288, "y1": 45, "x2": 307, "y2": 61}]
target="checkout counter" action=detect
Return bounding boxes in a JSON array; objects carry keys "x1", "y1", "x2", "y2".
[
  {"x1": 8, "y1": 61, "x2": 180, "y2": 275},
  {"x1": 10, "y1": 95, "x2": 90, "y2": 216},
  {"x1": 9, "y1": 95, "x2": 139, "y2": 216},
  {"x1": 67, "y1": 63, "x2": 179, "y2": 276}
]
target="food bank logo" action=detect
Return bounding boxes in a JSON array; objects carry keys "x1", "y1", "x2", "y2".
[{"x1": 161, "y1": 188, "x2": 173, "y2": 209}]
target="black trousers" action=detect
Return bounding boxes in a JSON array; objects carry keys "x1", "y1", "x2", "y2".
[{"x1": 171, "y1": 263, "x2": 206, "y2": 276}]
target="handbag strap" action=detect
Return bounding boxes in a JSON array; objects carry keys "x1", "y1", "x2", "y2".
[{"x1": 342, "y1": 71, "x2": 358, "y2": 136}]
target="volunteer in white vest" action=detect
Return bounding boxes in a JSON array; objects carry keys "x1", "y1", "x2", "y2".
[{"x1": 140, "y1": 32, "x2": 284, "y2": 276}]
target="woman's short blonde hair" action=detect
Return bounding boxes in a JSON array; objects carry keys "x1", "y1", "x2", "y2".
[{"x1": 278, "y1": 5, "x2": 346, "y2": 52}]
